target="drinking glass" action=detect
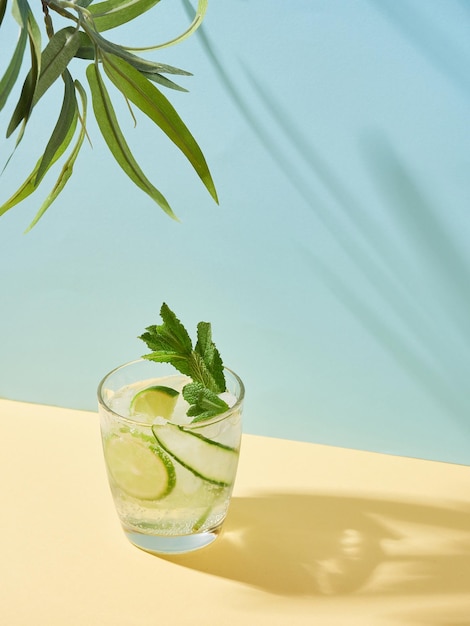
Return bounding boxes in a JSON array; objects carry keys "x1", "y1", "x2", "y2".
[{"x1": 98, "y1": 359, "x2": 244, "y2": 554}]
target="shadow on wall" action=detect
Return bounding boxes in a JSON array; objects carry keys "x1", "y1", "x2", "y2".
[
  {"x1": 240, "y1": 63, "x2": 470, "y2": 434},
  {"x1": 189, "y1": 0, "x2": 470, "y2": 437},
  {"x1": 301, "y1": 135, "x2": 470, "y2": 436}
]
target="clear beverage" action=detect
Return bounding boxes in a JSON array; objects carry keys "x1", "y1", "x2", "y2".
[{"x1": 98, "y1": 359, "x2": 244, "y2": 554}]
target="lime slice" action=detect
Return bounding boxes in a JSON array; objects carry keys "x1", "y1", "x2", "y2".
[
  {"x1": 130, "y1": 385, "x2": 179, "y2": 420},
  {"x1": 104, "y1": 433, "x2": 176, "y2": 500}
]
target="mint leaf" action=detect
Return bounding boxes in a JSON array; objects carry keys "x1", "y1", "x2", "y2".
[
  {"x1": 195, "y1": 321, "x2": 225, "y2": 393},
  {"x1": 140, "y1": 303, "x2": 194, "y2": 375},
  {"x1": 183, "y1": 382, "x2": 229, "y2": 422},
  {"x1": 140, "y1": 303, "x2": 228, "y2": 421},
  {"x1": 186, "y1": 351, "x2": 219, "y2": 393}
]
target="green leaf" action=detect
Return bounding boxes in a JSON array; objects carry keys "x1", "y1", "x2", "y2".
[
  {"x1": 6, "y1": 0, "x2": 41, "y2": 140},
  {"x1": 85, "y1": 28, "x2": 191, "y2": 77},
  {"x1": 139, "y1": 70, "x2": 188, "y2": 93},
  {"x1": 36, "y1": 70, "x2": 78, "y2": 182},
  {"x1": 24, "y1": 0, "x2": 41, "y2": 68},
  {"x1": 183, "y1": 381, "x2": 229, "y2": 422},
  {"x1": 127, "y1": 0, "x2": 208, "y2": 52},
  {"x1": 6, "y1": 66, "x2": 36, "y2": 138},
  {"x1": 195, "y1": 321, "x2": 225, "y2": 393},
  {"x1": 186, "y1": 352, "x2": 220, "y2": 393},
  {"x1": 88, "y1": 0, "x2": 161, "y2": 32},
  {"x1": 86, "y1": 62, "x2": 177, "y2": 219},
  {"x1": 103, "y1": 54, "x2": 217, "y2": 203},
  {"x1": 7, "y1": 26, "x2": 81, "y2": 137},
  {"x1": 32, "y1": 27, "x2": 82, "y2": 107},
  {"x1": 140, "y1": 302, "x2": 193, "y2": 369},
  {"x1": 0, "y1": 72, "x2": 78, "y2": 217},
  {"x1": 25, "y1": 79, "x2": 88, "y2": 231},
  {"x1": 140, "y1": 304, "x2": 228, "y2": 418},
  {"x1": 74, "y1": 31, "x2": 95, "y2": 60},
  {"x1": 0, "y1": 0, "x2": 7, "y2": 26},
  {"x1": 0, "y1": 24, "x2": 27, "y2": 111}
]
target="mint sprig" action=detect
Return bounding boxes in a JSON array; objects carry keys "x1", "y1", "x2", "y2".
[
  {"x1": 139, "y1": 303, "x2": 229, "y2": 421},
  {"x1": 183, "y1": 382, "x2": 230, "y2": 422}
]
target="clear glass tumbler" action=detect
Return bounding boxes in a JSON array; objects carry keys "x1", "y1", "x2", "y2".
[{"x1": 97, "y1": 359, "x2": 244, "y2": 554}]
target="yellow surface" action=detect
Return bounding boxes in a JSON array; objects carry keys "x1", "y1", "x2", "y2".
[{"x1": 1, "y1": 398, "x2": 469, "y2": 626}]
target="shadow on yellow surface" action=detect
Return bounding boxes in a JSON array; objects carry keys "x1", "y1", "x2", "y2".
[{"x1": 165, "y1": 492, "x2": 470, "y2": 597}]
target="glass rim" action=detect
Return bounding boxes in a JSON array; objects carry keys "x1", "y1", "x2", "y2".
[{"x1": 97, "y1": 358, "x2": 245, "y2": 429}]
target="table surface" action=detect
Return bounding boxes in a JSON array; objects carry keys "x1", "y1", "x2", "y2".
[{"x1": 1, "y1": 398, "x2": 469, "y2": 626}]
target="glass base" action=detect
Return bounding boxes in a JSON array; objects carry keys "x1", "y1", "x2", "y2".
[{"x1": 123, "y1": 524, "x2": 222, "y2": 555}]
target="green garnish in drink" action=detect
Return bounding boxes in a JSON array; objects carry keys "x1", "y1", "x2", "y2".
[
  {"x1": 104, "y1": 433, "x2": 176, "y2": 500},
  {"x1": 130, "y1": 385, "x2": 179, "y2": 420},
  {"x1": 139, "y1": 303, "x2": 230, "y2": 422}
]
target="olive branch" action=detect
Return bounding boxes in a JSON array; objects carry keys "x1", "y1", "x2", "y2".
[{"x1": 0, "y1": 0, "x2": 218, "y2": 230}]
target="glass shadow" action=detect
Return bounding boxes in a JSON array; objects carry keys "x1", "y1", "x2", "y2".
[{"x1": 162, "y1": 492, "x2": 470, "y2": 597}]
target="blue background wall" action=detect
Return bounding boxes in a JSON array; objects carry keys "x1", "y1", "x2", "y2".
[{"x1": 1, "y1": 1, "x2": 469, "y2": 464}]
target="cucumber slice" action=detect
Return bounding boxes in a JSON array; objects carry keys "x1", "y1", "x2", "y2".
[
  {"x1": 151, "y1": 423, "x2": 239, "y2": 487},
  {"x1": 104, "y1": 433, "x2": 176, "y2": 500}
]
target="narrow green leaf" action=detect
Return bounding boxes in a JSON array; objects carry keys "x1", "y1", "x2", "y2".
[
  {"x1": 127, "y1": 0, "x2": 208, "y2": 52},
  {"x1": 11, "y1": 0, "x2": 41, "y2": 66},
  {"x1": 139, "y1": 70, "x2": 187, "y2": 92},
  {"x1": 0, "y1": 0, "x2": 7, "y2": 26},
  {"x1": 0, "y1": 115, "x2": 77, "y2": 215},
  {"x1": 32, "y1": 27, "x2": 82, "y2": 107},
  {"x1": 7, "y1": 26, "x2": 80, "y2": 138},
  {"x1": 86, "y1": 62, "x2": 177, "y2": 219},
  {"x1": 6, "y1": 56, "x2": 38, "y2": 138},
  {"x1": 103, "y1": 54, "x2": 217, "y2": 202},
  {"x1": 91, "y1": 22, "x2": 190, "y2": 89},
  {"x1": 0, "y1": 162, "x2": 40, "y2": 216},
  {"x1": 0, "y1": 75, "x2": 78, "y2": 216},
  {"x1": 25, "y1": 79, "x2": 88, "y2": 232},
  {"x1": 36, "y1": 70, "x2": 78, "y2": 182},
  {"x1": 0, "y1": 25, "x2": 27, "y2": 111},
  {"x1": 24, "y1": 0, "x2": 41, "y2": 63},
  {"x1": 6, "y1": 0, "x2": 41, "y2": 139},
  {"x1": 74, "y1": 31, "x2": 95, "y2": 60},
  {"x1": 85, "y1": 28, "x2": 191, "y2": 76},
  {"x1": 88, "y1": 0, "x2": 161, "y2": 32}
]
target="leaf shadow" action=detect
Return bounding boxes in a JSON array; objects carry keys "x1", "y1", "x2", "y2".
[{"x1": 161, "y1": 492, "x2": 470, "y2": 597}]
